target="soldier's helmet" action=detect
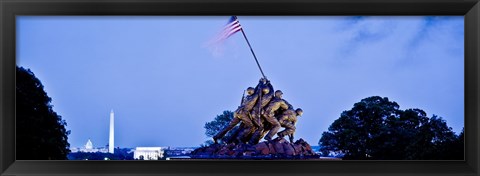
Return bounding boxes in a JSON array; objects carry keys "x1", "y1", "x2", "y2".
[
  {"x1": 246, "y1": 87, "x2": 255, "y2": 95},
  {"x1": 296, "y1": 108, "x2": 303, "y2": 116},
  {"x1": 262, "y1": 87, "x2": 270, "y2": 94},
  {"x1": 275, "y1": 90, "x2": 283, "y2": 98}
]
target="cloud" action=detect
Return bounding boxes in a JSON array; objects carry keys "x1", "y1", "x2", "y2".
[
  {"x1": 335, "y1": 17, "x2": 396, "y2": 61},
  {"x1": 332, "y1": 16, "x2": 463, "y2": 69}
]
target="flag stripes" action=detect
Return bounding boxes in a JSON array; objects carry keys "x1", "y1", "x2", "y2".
[
  {"x1": 223, "y1": 16, "x2": 242, "y2": 39},
  {"x1": 214, "y1": 16, "x2": 242, "y2": 42}
]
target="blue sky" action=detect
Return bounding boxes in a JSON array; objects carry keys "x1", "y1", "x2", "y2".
[{"x1": 17, "y1": 16, "x2": 464, "y2": 148}]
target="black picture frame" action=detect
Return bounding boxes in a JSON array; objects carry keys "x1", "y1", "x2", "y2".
[{"x1": 1, "y1": 0, "x2": 478, "y2": 175}]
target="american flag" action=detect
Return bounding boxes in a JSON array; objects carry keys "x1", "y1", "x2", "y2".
[
  {"x1": 205, "y1": 16, "x2": 243, "y2": 57},
  {"x1": 214, "y1": 16, "x2": 242, "y2": 42}
]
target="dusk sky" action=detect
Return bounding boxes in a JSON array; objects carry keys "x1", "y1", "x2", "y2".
[{"x1": 17, "y1": 16, "x2": 464, "y2": 148}]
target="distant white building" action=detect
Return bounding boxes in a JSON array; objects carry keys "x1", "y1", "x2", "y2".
[
  {"x1": 70, "y1": 139, "x2": 108, "y2": 153},
  {"x1": 109, "y1": 110, "x2": 115, "y2": 154},
  {"x1": 134, "y1": 147, "x2": 164, "y2": 160},
  {"x1": 85, "y1": 139, "x2": 93, "y2": 150}
]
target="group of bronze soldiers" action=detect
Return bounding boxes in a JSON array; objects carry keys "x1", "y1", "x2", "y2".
[{"x1": 213, "y1": 78, "x2": 303, "y2": 145}]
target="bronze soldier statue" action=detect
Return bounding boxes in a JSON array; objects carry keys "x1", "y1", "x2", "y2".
[
  {"x1": 251, "y1": 78, "x2": 274, "y2": 127},
  {"x1": 225, "y1": 78, "x2": 274, "y2": 144},
  {"x1": 277, "y1": 108, "x2": 303, "y2": 143},
  {"x1": 240, "y1": 78, "x2": 273, "y2": 144},
  {"x1": 251, "y1": 98, "x2": 294, "y2": 144},
  {"x1": 213, "y1": 87, "x2": 258, "y2": 144},
  {"x1": 260, "y1": 90, "x2": 289, "y2": 141},
  {"x1": 248, "y1": 90, "x2": 290, "y2": 144}
]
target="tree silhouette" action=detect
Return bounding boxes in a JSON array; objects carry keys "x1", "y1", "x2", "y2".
[
  {"x1": 204, "y1": 111, "x2": 237, "y2": 143},
  {"x1": 16, "y1": 66, "x2": 71, "y2": 160},
  {"x1": 319, "y1": 96, "x2": 463, "y2": 160}
]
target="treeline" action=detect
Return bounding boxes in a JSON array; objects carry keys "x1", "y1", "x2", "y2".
[
  {"x1": 319, "y1": 96, "x2": 464, "y2": 160},
  {"x1": 67, "y1": 148, "x2": 134, "y2": 160}
]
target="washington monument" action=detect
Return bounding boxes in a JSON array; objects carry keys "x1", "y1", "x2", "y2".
[{"x1": 109, "y1": 109, "x2": 114, "y2": 154}]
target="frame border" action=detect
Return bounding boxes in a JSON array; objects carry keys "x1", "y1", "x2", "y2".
[{"x1": 1, "y1": 0, "x2": 479, "y2": 176}]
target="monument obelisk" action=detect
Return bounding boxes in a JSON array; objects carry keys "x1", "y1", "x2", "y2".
[{"x1": 109, "y1": 109, "x2": 114, "y2": 154}]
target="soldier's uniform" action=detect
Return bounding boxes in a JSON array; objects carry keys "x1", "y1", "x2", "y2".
[
  {"x1": 277, "y1": 108, "x2": 302, "y2": 143},
  {"x1": 249, "y1": 121, "x2": 272, "y2": 144},
  {"x1": 244, "y1": 80, "x2": 274, "y2": 143},
  {"x1": 251, "y1": 81, "x2": 274, "y2": 126},
  {"x1": 261, "y1": 90, "x2": 289, "y2": 141},
  {"x1": 213, "y1": 87, "x2": 258, "y2": 143}
]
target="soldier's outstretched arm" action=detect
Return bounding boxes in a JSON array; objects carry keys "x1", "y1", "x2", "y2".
[
  {"x1": 267, "y1": 81, "x2": 273, "y2": 91},
  {"x1": 280, "y1": 101, "x2": 289, "y2": 110}
]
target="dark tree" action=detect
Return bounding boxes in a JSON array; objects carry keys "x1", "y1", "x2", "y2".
[
  {"x1": 319, "y1": 96, "x2": 463, "y2": 160},
  {"x1": 411, "y1": 115, "x2": 460, "y2": 159},
  {"x1": 203, "y1": 111, "x2": 237, "y2": 143},
  {"x1": 380, "y1": 108, "x2": 429, "y2": 159},
  {"x1": 16, "y1": 66, "x2": 71, "y2": 160},
  {"x1": 444, "y1": 128, "x2": 464, "y2": 160}
]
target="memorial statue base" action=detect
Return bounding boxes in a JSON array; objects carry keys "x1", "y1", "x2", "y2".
[{"x1": 190, "y1": 138, "x2": 319, "y2": 159}]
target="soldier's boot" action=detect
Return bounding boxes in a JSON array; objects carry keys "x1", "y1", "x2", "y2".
[
  {"x1": 236, "y1": 138, "x2": 245, "y2": 144},
  {"x1": 248, "y1": 137, "x2": 259, "y2": 145},
  {"x1": 248, "y1": 128, "x2": 261, "y2": 144},
  {"x1": 264, "y1": 135, "x2": 272, "y2": 142},
  {"x1": 234, "y1": 137, "x2": 244, "y2": 145}
]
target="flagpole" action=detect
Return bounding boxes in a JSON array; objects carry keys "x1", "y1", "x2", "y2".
[{"x1": 234, "y1": 16, "x2": 267, "y2": 80}]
